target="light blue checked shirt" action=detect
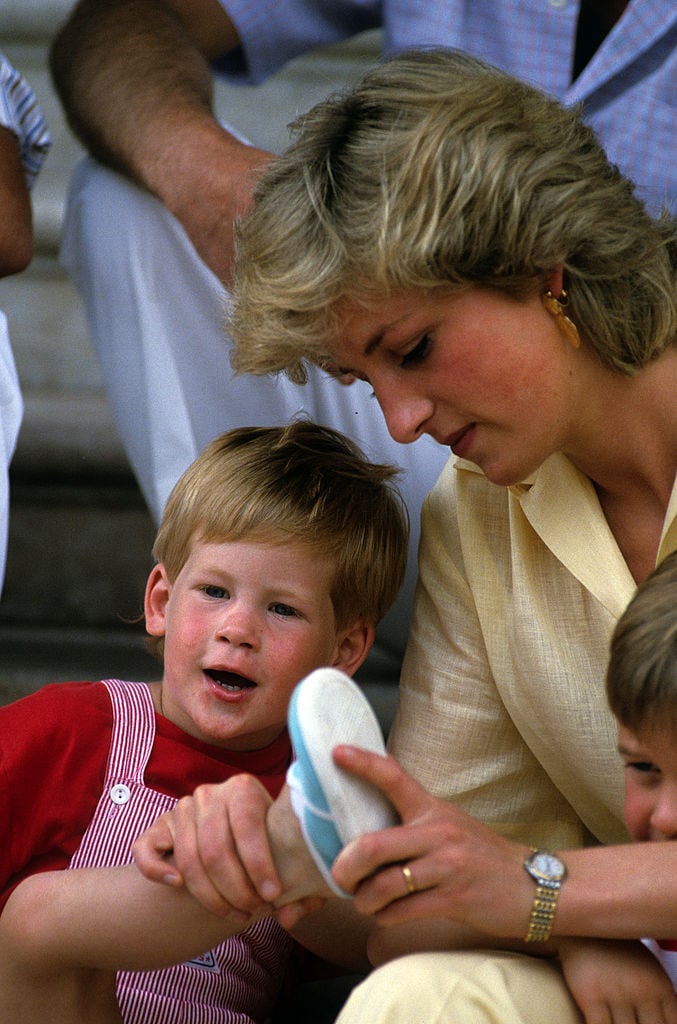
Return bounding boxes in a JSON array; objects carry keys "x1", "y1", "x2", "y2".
[
  {"x1": 0, "y1": 54, "x2": 51, "y2": 188},
  {"x1": 217, "y1": 0, "x2": 676, "y2": 215}
]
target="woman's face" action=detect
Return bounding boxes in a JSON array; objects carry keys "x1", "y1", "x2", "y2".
[{"x1": 330, "y1": 285, "x2": 581, "y2": 487}]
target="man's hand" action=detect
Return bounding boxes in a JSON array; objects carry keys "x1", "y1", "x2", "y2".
[{"x1": 156, "y1": 120, "x2": 273, "y2": 283}]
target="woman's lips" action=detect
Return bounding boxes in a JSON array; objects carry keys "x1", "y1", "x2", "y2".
[{"x1": 446, "y1": 423, "x2": 475, "y2": 458}]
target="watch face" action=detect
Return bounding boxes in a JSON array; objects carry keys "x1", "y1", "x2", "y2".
[{"x1": 529, "y1": 851, "x2": 567, "y2": 882}]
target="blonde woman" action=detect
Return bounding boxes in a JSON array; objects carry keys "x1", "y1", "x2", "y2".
[{"x1": 136, "y1": 50, "x2": 677, "y2": 1024}]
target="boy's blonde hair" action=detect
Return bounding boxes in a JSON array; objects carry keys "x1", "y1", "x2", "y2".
[
  {"x1": 231, "y1": 49, "x2": 676, "y2": 384},
  {"x1": 153, "y1": 421, "x2": 408, "y2": 634},
  {"x1": 606, "y1": 551, "x2": 677, "y2": 735}
]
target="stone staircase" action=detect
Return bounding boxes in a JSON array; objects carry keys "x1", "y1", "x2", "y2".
[{"x1": 0, "y1": 7, "x2": 394, "y2": 725}]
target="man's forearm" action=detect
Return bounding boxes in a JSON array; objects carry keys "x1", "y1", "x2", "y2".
[
  {"x1": 50, "y1": 0, "x2": 217, "y2": 185},
  {"x1": 0, "y1": 127, "x2": 32, "y2": 276},
  {"x1": 49, "y1": 0, "x2": 272, "y2": 281}
]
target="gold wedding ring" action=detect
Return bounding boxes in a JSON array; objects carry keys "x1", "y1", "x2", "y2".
[{"x1": 401, "y1": 864, "x2": 417, "y2": 895}]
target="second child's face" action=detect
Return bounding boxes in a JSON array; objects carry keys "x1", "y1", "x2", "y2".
[
  {"x1": 618, "y1": 724, "x2": 677, "y2": 842},
  {"x1": 145, "y1": 537, "x2": 366, "y2": 751}
]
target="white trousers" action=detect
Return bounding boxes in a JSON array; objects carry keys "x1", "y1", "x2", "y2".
[
  {"x1": 60, "y1": 158, "x2": 450, "y2": 663},
  {"x1": 336, "y1": 951, "x2": 583, "y2": 1024},
  {"x1": 0, "y1": 311, "x2": 22, "y2": 593}
]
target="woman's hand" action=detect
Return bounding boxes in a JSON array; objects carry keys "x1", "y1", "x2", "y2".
[
  {"x1": 133, "y1": 774, "x2": 281, "y2": 924},
  {"x1": 133, "y1": 776, "x2": 329, "y2": 932},
  {"x1": 331, "y1": 745, "x2": 534, "y2": 937}
]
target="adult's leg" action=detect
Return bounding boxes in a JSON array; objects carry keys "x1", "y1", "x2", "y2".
[
  {"x1": 335, "y1": 950, "x2": 583, "y2": 1024},
  {"x1": 0, "y1": 312, "x2": 22, "y2": 594},
  {"x1": 60, "y1": 159, "x2": 449, "y2": 662}
]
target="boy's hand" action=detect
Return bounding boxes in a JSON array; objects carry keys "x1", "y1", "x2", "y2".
[
  {"x1": 558, "y1": 937, "x2": 677, "y2": 1024},
  {"x1": 134, "y1": 774, "x2": 282, "y2": 922}
]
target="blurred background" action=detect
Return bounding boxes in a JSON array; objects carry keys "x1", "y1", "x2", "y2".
[{"x1": 0, "y1": 1, "x2": 382, "y2": 707}]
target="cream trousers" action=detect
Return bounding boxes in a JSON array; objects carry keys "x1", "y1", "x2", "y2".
[{"x1": 336, "y1": 951, "x2": 582, "y2": 1024}]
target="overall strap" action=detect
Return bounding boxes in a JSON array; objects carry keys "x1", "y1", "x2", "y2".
[{"x1": 101, "y1": 679, "x2": 156, "y2": 784}]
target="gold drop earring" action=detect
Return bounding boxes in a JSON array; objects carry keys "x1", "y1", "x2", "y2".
[{"x1": 543, "y1": 289, "x2": 581, "y2": 349}]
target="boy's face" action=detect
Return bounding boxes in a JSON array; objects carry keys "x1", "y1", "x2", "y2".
[
  {"x1": 618, "y1": 723, "x2": 677, "y2": 842},
  {"x1": 144, "y1": 537, "x2": 371, "y2": 751}
]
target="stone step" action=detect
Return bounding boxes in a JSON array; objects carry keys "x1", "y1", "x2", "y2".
[
  {"x1": 1, "y1": 474, "x2": 154, "y2": 628},
  {"x1": 2, "y1": 387, "x2": 153, "y2": 626},
  {"x1": 0, "y1": 623, "x2": 159, "y2": 706},
  {"x1": 11, "y1": 390, "x2": 132, "y2": 480}
]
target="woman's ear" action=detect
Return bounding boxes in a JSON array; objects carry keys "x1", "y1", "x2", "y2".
[
  {"x1": 546, "y1": 264, "x2": 565, "y2": 297},
  {"x1": 144, "y1": 564, "x2": 171, "y2": 638},
  {"x1": 332, "y1": 621, "x2": 376, "y2": 677}
]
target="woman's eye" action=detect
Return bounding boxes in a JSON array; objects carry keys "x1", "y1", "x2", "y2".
[
  {"x1": 400, "y1": 334, "x2": 431, "y2": 368},
  {"x1": 202, "y1": 585, "x2": 227, "y2": 599},
  {"x1": 271, "y1": 603, "x2": 296, "y2": 617}
]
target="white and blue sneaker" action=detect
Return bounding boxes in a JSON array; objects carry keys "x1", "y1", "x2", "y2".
[{"x1": 287, "y1": 667, "x2": 399, "y2": 897}]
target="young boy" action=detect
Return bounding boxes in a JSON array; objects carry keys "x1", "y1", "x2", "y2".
[
  {"x1": 0, "y1": 420, "x2": 408, "y2": 1023},
  {"x1": 606, "y1": 547, "x2": 677, "y2": 988}
]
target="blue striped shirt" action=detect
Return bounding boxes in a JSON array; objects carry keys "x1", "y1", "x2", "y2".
[
  {"x1": 0, "y1": 54, "x2": 51, "y2": 188},
  {"x1": 217, "y1": 0, "x2": 677, "y2": 215}
]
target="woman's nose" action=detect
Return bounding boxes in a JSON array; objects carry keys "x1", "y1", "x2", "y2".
[{"x1": 374, "y1": 383, "x2": 434, "y2": 445}]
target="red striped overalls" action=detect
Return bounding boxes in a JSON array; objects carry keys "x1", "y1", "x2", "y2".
[{"x1": 69, "y1": 679, "x2": 294, "y2": 1023}]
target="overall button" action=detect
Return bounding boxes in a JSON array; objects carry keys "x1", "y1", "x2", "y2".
[{"x1": 110, "y1": 783, "x2": 131, "y2": 805}]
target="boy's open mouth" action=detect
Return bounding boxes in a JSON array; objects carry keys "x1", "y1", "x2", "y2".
[{"x1": 206, "y1": 670, "x2": 256, "y2": 692}]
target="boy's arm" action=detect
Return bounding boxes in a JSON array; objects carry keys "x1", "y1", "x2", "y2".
[
  {"x1": 557, "y1": 937, "x2": 677, "y2": 1024},
  {"x1": 0, "y1": 864, "x2": 255, "y2": 974}
]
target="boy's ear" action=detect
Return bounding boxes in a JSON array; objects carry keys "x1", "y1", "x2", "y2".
[
  {"x1": 144, "y1": 563, "x2": 171, "y2": 637},
  {"x1": 332, "y1": 621, "x2": 375, "y2": 677}
]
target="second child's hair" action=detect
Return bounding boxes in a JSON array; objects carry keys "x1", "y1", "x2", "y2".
[
  {"x1": 606, "y1": 550, "x2": 677, "y2": 734},
  {"x1": 153, "y1": 421, "x2": 409, "y2": 631}
]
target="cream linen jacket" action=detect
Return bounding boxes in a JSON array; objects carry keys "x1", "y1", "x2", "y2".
[{"x1": 390, "y1": 453, "x2": 677, "y2": 850}]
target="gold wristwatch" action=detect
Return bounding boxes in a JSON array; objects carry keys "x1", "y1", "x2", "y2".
[{"x1": 523, "y1": 849, "x2": 567, "y2": 942}]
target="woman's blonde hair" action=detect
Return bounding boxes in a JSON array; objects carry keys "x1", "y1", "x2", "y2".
[
  {"x1": 231, "y1": 48, "x2": 676, "y2": 382},
  {"x1": 152, "y1": 421, "x2": 408, "y2": 643}
]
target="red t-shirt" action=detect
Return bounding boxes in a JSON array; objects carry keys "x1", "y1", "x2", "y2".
[{"x1": 0, "y1": 680, "x2": 292, "y2": 911}]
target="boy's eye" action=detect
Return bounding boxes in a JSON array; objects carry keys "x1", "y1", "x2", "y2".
[
  {"x1": 202, "y1": 585, "x2": 227, "y2": 599},
  {"x1": 270, "y1": 603, "x2": 296, "y2": 617},
  {"x1": 626, "y1": 760, "x2": 661, "y2": 780},
  {"x1": 400, "y1": 334, "x2": 431, "y2": 368}
]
